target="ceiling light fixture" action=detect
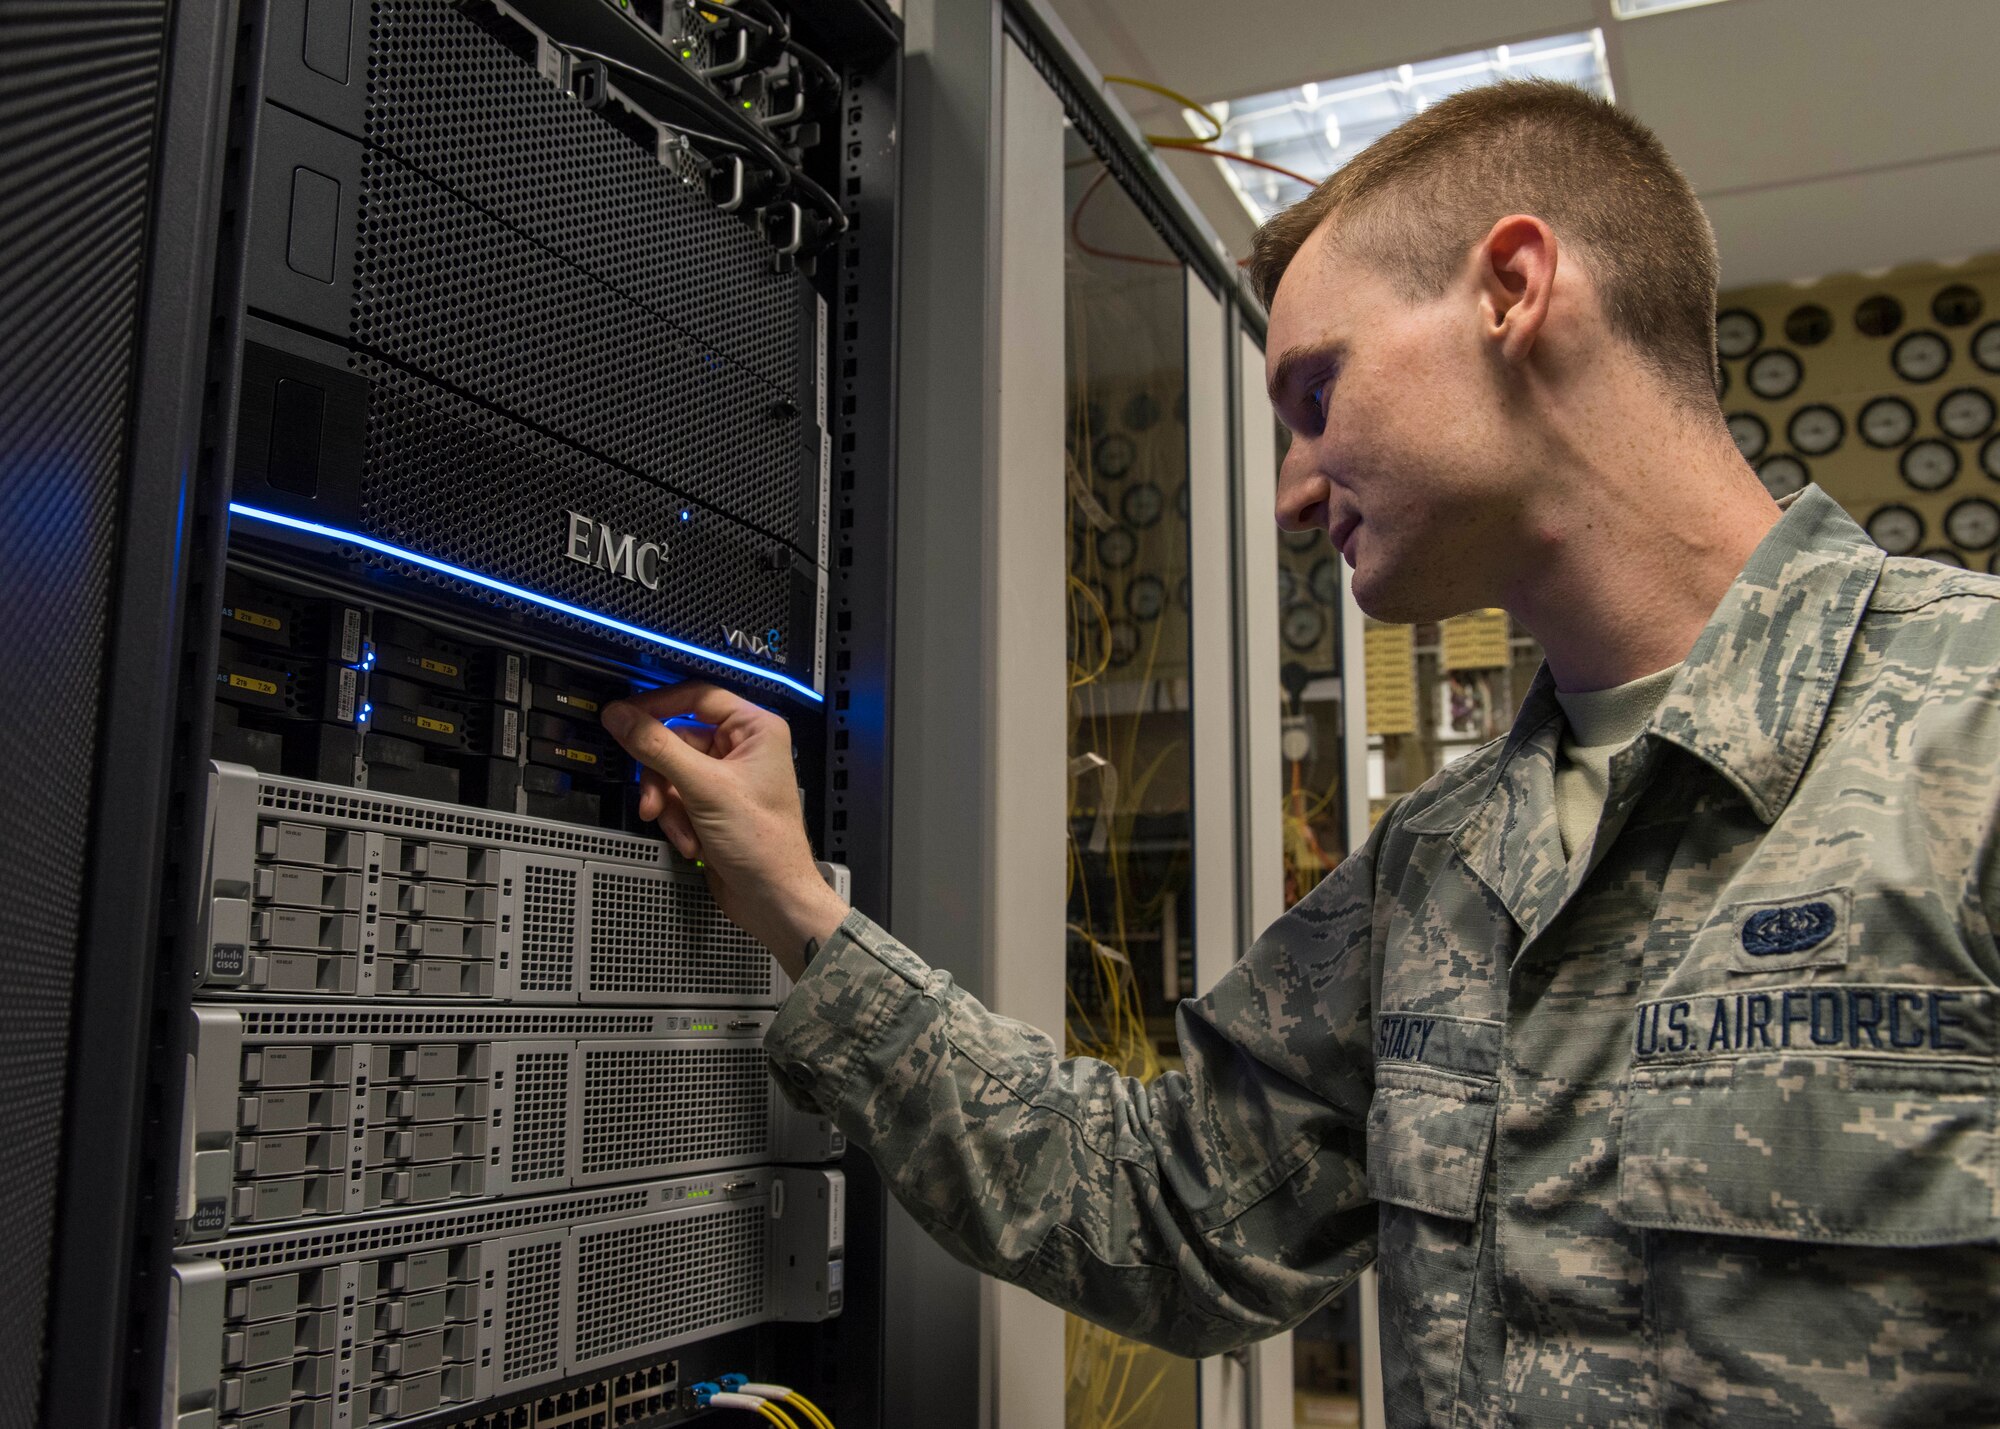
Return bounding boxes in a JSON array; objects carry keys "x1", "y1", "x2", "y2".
[
  {"x1": 1611, "y1": 0, "x2": 1734, "y2": 17},
  {"x1": 1207, "y1": 29, "x2": 1613, "y2": 224}
]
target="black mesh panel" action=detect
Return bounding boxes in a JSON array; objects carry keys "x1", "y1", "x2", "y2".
[
  {"x1": 0, "y1": 1, "x2": 169, "y2": 1421},
  {"x1": 352, "y1": 148, "x2": 804, "y2": 542},
  {"x1": 363, "y1": 1, "x2": 803, "y2": 392},
  {"x1": 353, "y1": 356, "x2": 793, "y2": 654}
]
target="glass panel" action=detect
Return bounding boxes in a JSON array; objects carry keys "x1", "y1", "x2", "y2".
[
  {"x1": 1365, "y1": 614, "x2": 1545, "y2": 824},
  {"x1": 1275, "y1": 421, "x2": 1353, "y2": 903},
  {"x1": 1274, "y1": 419, "x2": 1364, "y2": 1425},
  {"x1": 1062, "y1": 125, "x2": 1199, "y2": 1429}
]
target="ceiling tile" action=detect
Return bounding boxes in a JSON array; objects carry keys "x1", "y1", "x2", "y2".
[{"x1": 1614, "y1": 0, "x2": 2000, "y2": 192}]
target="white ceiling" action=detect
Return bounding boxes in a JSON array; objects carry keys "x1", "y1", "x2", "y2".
[{"x1": 1042, "y1": 0, "x2": 2000, "y2": 289}]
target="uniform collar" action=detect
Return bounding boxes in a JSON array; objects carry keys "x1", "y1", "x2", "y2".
[
  {"x1": 1405, "y1": 484, "x2": 1883, "y2": 838},
  {"x1": 1648, "y1": 484, "x2": 1883, "y2": 823}
]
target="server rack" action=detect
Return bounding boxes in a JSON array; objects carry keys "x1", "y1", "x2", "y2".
[{"x1": 14, "y1": 1, "x2": 901, "y2": 1426}]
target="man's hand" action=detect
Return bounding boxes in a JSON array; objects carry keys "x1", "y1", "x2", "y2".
[{"x1": 600, "y1": 683, "x2": 847, "y2": 982}]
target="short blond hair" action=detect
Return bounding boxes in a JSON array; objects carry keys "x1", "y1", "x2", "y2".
[{"x1": 1249, "y1": 80, "x2": 1720, "y2": 406}]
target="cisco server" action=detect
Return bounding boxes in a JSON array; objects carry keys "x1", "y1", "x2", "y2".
[{"x1": 4, "y1": 0, "x2": 898, "y2": 1426}]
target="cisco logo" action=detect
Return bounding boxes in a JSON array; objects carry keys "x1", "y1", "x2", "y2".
[{"x1": 565, "y1": 511, "x2": 666, "y2": 591}]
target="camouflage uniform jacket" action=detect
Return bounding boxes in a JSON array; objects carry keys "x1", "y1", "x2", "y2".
[{"x1": 765, "y1": 485, "x2": 2000, "y2": 1427}]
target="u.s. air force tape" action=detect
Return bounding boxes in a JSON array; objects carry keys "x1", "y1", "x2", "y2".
[{"x1": 1633, "y1": 985, "x2": 1993, "y2": 1063}]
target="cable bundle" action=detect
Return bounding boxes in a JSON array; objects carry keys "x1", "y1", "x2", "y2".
[
  {"x1": 694, "y1": 1375, "x2": 836, "y2": 1428},
  {"x1": 551, "y1": 0, "x2": 848, "y2": 242}
]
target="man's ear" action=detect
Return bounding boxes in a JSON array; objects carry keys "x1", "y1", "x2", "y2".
[{"x1": 1476, "y1": 214, "x2": 1557, "y2": 367}]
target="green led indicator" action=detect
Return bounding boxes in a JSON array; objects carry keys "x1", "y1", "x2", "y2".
[
  {"x1": 743, "y1": 100, "x2": 754, "y2": 108},
  {"x1": 688, "y1": 1189, "x2": 712, "y2": 1198},
  {"x1": 692, "y1": 1022, "x2": 717, "y2": 1031},
  {"x1": 682, "y1": 48, "x2": 693, "y2": 57}
]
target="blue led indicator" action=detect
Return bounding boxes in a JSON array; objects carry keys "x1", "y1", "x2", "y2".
[
  {"x1": 679, "y1": 510, "x2": 692, "y2": 522},
  {"x1": 227, "y1": 503, "x2": 822, "y2": 702}
]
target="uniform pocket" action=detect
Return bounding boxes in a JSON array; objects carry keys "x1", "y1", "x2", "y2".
[
  {"x1": 1618, "y1": 1056, "x2": 1997, "y2": 1245},
  {"x1": 1366, "y1": 1066, "x2": 1499, "y2": 1219},
  {"x1": 1617, "y1": 1054, "x2": 2000, "y2": 1426},
  {"x1": 1366, "y1": 1067, "x2": 1499, "y2": 1428}
]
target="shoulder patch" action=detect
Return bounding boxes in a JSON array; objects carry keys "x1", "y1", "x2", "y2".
[
  {"x1": 1741, "y1": 901, "x2": 1837, "y2": 956},
  {"x1": 1724, "y1": 888, "x2": 1850, "y2": 974}
]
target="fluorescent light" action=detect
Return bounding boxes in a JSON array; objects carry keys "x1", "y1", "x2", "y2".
[
  {"x1": 1612, "y1": 0, "x2": 1732, "y2": 17},
  {"x1": 227, "y1": 502, "x2": 823, "y2": 703},
  {"x1": 1210, "y1": 29, "x2": 1613, "y2": 224}
]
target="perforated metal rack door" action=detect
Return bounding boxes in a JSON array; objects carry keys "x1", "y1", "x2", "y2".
[
  {"x1": 0, "y1": 1, "x2": 170, "y2": 1417},
  {"x1": 360, "y1": 0, "x2": 807, "y2": 395},
  {"x1": 569, "y1": 1201, "x2": 768, "y2": 1372},
  {"x1": 347, "y1": 150, "x2": 807, "y2": 546},
  {"x1": 351, "y1": 355, "x2": 794, "y2": 655}
]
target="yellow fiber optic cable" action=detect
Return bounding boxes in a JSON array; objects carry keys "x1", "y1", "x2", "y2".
[
  {"x1": 1100, "y1": 75, "x2": 1223, "y2": 144},
  {"x1": 785, "y1": 1393, "x2": 836, "y2": 1429}
]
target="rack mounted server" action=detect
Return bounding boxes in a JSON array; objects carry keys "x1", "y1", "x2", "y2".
[
  {"x1": 168, "y1": 1167, "x2": 846, "y2": 1429},
  {"x1": 0, "y1": 0, "x2": 900, "y2": 1426}
]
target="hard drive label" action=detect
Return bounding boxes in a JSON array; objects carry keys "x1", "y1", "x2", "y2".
[
  {"x1": 815, "y1": 293, "x2": 828, "y2": 431},
  {"x1": 340, "y1": 607, "x2": 363, "y2": 663},
  {"x1": 815, "y1": 429, "x2": 831, "y2": 695},
  {"x1": 229, "y1": 606, "x2": 282, "y2": 632},
  {"x1": 229, "y1": 673, "x2": 279, "y2": 697},
  {"x1": 336, "y1": 667, "x2": 358, "y2": 722}
]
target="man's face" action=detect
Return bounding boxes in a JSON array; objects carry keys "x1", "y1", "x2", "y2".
[{"x1": 1266, "y1": 225, "x2": 1526, "y2": 624}]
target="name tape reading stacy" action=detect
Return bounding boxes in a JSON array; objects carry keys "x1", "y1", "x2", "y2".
[
  {"x1": 1373, "y1": 1012, "x2": 1502, "y2": 1080},
  {"x1": 1633, "y1": 985, "x2": 1993, "y2": 1062}
]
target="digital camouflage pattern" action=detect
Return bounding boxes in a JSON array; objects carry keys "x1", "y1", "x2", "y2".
[{"x1": 766, "y1": 485, "x2": 2000, "y2": 1427}]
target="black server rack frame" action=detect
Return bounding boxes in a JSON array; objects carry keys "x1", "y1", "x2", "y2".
[{"x1": 36, "y1": 2, "x2": 900, "y2": 1427}]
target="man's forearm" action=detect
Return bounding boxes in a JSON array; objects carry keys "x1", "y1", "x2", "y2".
[
  {"x1": 752, "y1": 876, "x2": 849, "y2": 982},
  {"x1": 764, "y1": 910, "x2": 1378, "y2": 1355}
]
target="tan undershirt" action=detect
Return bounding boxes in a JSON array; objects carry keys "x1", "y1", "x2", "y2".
[{"x1": 1552, "y1": 664, "x2": 1681, "y2": 866}]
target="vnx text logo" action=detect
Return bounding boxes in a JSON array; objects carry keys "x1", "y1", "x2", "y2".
[
  {"x1": 565, "y1": 511, "x2": 666, "y2": 591},
  {"x1": 723, "y1": 626, "x2": 778, "y2": 659}
]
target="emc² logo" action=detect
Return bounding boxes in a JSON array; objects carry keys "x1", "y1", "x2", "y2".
[{"x1": 565, "y1": 511, "x2": 666, "y2": 591}]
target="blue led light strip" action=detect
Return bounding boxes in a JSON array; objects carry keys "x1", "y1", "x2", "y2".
[{"x1": 228, "y1": 502, "x2": 823, "y2": 702}]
